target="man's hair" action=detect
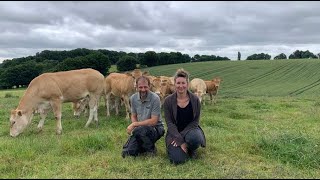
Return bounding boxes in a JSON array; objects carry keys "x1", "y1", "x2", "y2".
[
  {"x1": 173, "y1": 68, "x2": 190, "y2": 83},
  {"x1": 135, "y1": 75, "x2": 151, "y2": 86}
]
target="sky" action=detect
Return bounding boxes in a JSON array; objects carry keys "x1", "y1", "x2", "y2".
[{"x1": 1, "y1": 1, "x2": 320, "y2": 63}]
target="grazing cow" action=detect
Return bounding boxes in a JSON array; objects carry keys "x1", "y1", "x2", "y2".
[
  {"x1": 9, "y1": 68, "x2": 105, "y2": 137},
  {"x1": 204, "y1": 77, "x2": 222, "y2": 104},
  {"x1": 189, "y1": 78, "x2": 207, "y2": 105},
  {"x1": 105, "y1": 72, "x2": 136, "y2": 119},
  {"x1": 72, "y1": 93, "x2": 120, "y2": 118},
  {"x1": 72, "y1": 95, "x2": 90, "y2": 117}
]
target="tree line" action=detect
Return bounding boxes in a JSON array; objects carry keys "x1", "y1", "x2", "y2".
[
  {"x1": 0, "y1": 48, "x2": 230, "y2": 89},
  {"x1": 245, "y1": 50, "x2": 319, "y2": 60}
]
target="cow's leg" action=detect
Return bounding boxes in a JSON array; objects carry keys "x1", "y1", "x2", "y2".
[
  {"x1": 106, "y1": 93, "x2": 111, "y2": 117},
  {"x1": 51, "y1": 99, "x2": 62, "y2": 135},
  {"x1": 123, "y1": 96, "x2": 131, "y2": 120},
  {"x1": 94, "y1": 95, "x2": 100, "y2": 125},
  {"x1": 213, "y1": 89, "x2": 219, "y2": 104},
  {"x1": 37, "y1": 108, "x2": 50, "y2": 132},
  {"x1": 85, "y1": 96, "x2": 98, "y2": 128},
  {"x1": 209, "y1": 93, "x2": 213, "y2": 104},
  {"x1": 115, "y1": 96, "x2": 120, "y2": 116}
]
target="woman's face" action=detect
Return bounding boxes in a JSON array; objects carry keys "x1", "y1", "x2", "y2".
[{"x1": 175, "y1": 77, "x2": 188, "y2": 94}]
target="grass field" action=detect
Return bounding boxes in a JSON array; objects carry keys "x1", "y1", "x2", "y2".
[{"x1": 1, "y1": 59, "x2": 320, "y2": 178}]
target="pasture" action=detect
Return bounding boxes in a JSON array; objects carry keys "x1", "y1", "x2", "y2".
[{"x1": 1, "y1": 59, "x2": 320, "y2": 178}]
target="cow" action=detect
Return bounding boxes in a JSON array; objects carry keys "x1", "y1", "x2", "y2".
[
  {"x1": 204, "y1": 77, "x2": 222, "y2": 104},
  {"x1": 72, "y1": 93, "x2": 120, "y2": 118},
  {"x1": 72, "y1": 95, "x2": 90, "y2": 118},
  {"x1": 131, "y1": 69, "x2": 143, "y2": 79},
  {"x1": 150, "y1": 77, "x2": 162, "y2": 96},
  {"x1": 159, "y1": 81, "x2": 175, "y2": 105},
  {"x1": 189, "y1": 78, "x2": 207, "y2": 105},
  {"x1": 9, "y1": 68, "x2": 105, "y2": 137},
  {"x1": 105, "y1": 72, "x2": 136, "y2": 119}
]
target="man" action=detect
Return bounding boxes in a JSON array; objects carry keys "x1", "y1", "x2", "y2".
[{"x1": 122, "y1": 76, "x2": 165, "y2": 157}]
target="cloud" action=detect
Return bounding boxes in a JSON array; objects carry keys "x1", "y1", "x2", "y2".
[{"x1": 1, "y1": 1, "x2": 320, "y2": 62}]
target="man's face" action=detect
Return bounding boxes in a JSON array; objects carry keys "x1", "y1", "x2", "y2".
[{"x1": 137, "y1": 79, "x2": 150, "y2": 98}]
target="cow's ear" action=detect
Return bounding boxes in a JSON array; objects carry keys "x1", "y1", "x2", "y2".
[{"x1": 17, "y1": 110, "x2": 23, "y2": 116}]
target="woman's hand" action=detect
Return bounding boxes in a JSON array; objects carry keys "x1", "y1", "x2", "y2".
[
  {"x1": 171, "y1": 141, "x2": 188, "y2": 154},
  {"x1": 180, "y1": 143, "x2": 188, "y2": 153},
  {"x1": 171, "y1": 140, "x2": 178, "y2": 147}
]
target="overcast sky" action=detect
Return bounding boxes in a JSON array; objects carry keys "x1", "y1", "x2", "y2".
[{"x1": 1, "y1": 1, "x2": 320, "y2": 63}]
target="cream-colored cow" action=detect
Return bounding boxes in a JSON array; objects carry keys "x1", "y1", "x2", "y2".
[
  {"x1": 10, "y1": 68, "x2": 105, "y2": 137},
  {"x1": 189, "y1": 78, "x2": 207, "y2": 105}
]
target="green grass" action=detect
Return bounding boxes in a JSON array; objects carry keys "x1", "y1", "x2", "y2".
[{"x1": 1, "y1": 59, "x2": 320, "y2": 178}]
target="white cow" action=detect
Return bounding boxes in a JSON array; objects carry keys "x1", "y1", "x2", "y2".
[
  {"x1": 10, "y1": 68, "x2": 105, "y2": 137},
  {"x1": 189, "y1": 78, "x2": 207, "y2": 105}
]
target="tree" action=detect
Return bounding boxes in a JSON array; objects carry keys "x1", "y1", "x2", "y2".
[
  {"x1": 0, "y1": 61, "x2": 41, "y2": 88},
  {"x1": 84, "y1": 52, "x2": 111, "y2": 75},
  {"x1": 274, "y1": 53, "x2": 287, "y2": 60},
  {"x1": 54, "y1": 52, "x2": 111, "y2": 75},
  {"x1": 237, "y1": 52, "x2": 241, "y2": 60},
  {"x1": 246, "y1": 53, "x2": 271, "y2": 60},
  {"x1": 141, "y1": 51, "x2": 159, "y2": 67},
  {"x1": 116, "y1": 56, "x2": 138, "y2": 72},
  {"x1": 193, "y1": 54, "x2": 201, "y2": 62},
  {"x1": 158, "y1": 52, "x2": 171, "y2": 65},
  {"x1": 289, "y1": 50, "x2": 317, "y2": 59}
]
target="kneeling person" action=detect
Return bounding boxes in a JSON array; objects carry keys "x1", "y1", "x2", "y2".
[{"x1": 122, "y1": 76, "x2": 165, "y2": 157}]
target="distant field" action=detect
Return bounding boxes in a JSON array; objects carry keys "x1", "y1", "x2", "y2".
[
  {"x1": 144, "y1": 59, "x2": 320, "y2": 98},
  {"x1": 1, "y1": 59, "x2": 320, "y2": 178}
]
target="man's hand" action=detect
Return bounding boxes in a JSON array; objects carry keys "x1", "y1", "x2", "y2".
[{"x1": 126, "y1": 122, "x2": 137, "y2": 135}]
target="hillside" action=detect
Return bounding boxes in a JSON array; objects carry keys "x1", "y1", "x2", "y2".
[{"x1": 144, "y1": 59, "x2": 320, "y2": 97}]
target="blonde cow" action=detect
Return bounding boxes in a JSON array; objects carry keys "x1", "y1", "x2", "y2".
[
  {"x1": 10, "y1": 68, "x2": 105, "y2": 137},
  {"x1": 105, "y1": 72, "x2": 136, "y2": 119},
  {"x1": 189, "y1": 78, "x2": 207, "y2": 105},
  {"x1": 204, "y1": 77, "x2": 222, "y2": 104}
]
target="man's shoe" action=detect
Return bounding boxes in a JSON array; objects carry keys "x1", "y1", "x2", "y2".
[{"x1": 145, "y1": 147, "x2": 157, "y2": 156}]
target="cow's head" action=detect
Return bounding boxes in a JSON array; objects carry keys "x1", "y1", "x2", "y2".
[
  {"x1": 150, "y1": 78, "x2": 162, "y2": 96},
  {"x1": 72, "y1": 97, "x2": 89, "y2": 118},
  {"x1": 10, "y1": 109, "x2": 33, "y2": 137}
]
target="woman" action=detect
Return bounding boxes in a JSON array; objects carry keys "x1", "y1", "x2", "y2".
[{"x1": 163, "y1": 68, "x2": 206, "y2": 165}]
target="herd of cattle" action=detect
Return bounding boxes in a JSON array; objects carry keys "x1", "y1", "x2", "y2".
[{"x1": 9, "y1": 68, "x2": 222, "y2": 137}]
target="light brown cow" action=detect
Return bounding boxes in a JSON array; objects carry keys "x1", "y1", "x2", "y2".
[
  {"x1": 105, "y1": 72, "x2": 136, "y2": 119},
  {"x1": 9, "y1": 68, "x2": 105, "y2": 137},
  {"x1": 159, "y1": 81, "x2": 175, "y2": 105},
  {"x1": 150, "y1": 77, "x2": 162, "y2": 96},
  {"x1": 131, "y1": 69, "x2": 143, "y2": 79},
  {"x1": 149, "y1": 77, "x2": 175, "y2": 104},
  {"x1": 72, "y1": 93, "x2": 120, "y2": 118},
  {"x1": 72, "y1": 95, "x2": 90, "y2": 117},
  {"x1": 189, "y1": 78, "x2": 207, "y2": 105},
  {"x1": 204, "y1": 77, "x2": 222, "y2": 104}
]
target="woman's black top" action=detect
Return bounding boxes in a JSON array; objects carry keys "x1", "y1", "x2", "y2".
[{"x1": 176, "y1": 101, "x2": 194, "y2": 132}]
